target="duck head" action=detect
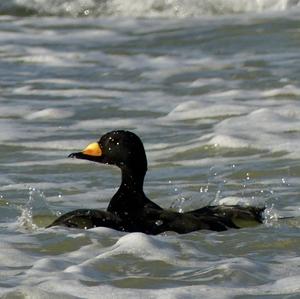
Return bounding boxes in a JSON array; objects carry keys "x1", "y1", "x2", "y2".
[{"x1": 69, "y1": 130, "x2": 148, "y2": 177}]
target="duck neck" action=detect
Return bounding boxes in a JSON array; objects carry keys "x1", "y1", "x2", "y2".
[
  {"x1": 120, "y1": 167, "x2": 145, "y2": 193},
  {"x1": 107, "y1": 167, "x2": 146, "y2": 214}
]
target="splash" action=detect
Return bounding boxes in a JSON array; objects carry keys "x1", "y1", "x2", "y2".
[
  {"x1": 168, "y1": 180, "x2": 191, "y2": 213},
  {"x1": 18, "y1": 204, "x2": 38, "y2": 231},
  {"x1": 263, "y1": 203, "x2": 279, "y2": 226},
  {"x1": 168, "y1": 164, "x2": 287, "y2": 226},
  {"x1": 17, "y1": 187, "x2": 55, "y2": 230}
]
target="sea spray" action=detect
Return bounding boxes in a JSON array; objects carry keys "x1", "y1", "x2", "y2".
[
  {"x1": 3, "y1": 0, "x2": 300, "y2": 17},
  {"x1": 17, "y1": 187, "x2": 56, "y2": 230}
]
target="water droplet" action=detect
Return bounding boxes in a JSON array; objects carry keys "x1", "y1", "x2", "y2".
[
  {"x1": 199, "y1": 186, "x2": 208, "y2": 193},
  {"x1": 155, "y1": 220, "x2": 163, "y2": 226}
]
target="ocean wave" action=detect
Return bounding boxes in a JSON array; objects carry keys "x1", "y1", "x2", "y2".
[{"x1": 1, "y1": 0, "x2": 300, "y2": 18}]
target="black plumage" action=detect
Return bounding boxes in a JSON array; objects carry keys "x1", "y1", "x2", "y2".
[{"x1": 47, "y1": 130, "x2": 264, "y2": 234}]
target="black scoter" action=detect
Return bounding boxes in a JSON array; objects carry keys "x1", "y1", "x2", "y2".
[{"x1": 47, "y1": 130, "x2": 265, "y2": 234}]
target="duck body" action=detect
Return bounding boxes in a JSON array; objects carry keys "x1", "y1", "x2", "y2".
[
  {"x1": 48, "y1": 209, "x2": 122, "y2": 230},
  {"x1": 47, "y1": 130, "x2": 265, "y2": 234}
]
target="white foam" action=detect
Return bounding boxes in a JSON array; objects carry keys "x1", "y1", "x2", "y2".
[
  {"x1": 0, "y1": 242, "x2": 34, "y2": 267},
  {"x1": 25, "y1": 108, "x2": 74, "y2": 120},
  {"x1": 12, "y1": 84, "x2": 124, "y2": 101},
  {"x1": 64, "y1": 233, "x2": 180, "y2": 276},
  {"x1": 208, "y1": 134, "x2": 250, "y2": 148},
  {"x1": 189, "y1": 77, "x2": 225, "y2": 88},
  {"x1": 141, "y1": 56, "x2": 231, "y2": 81},
  {"x1": 0, "y1": 226, "x2": 299, "y2": 299},
  {"x1": 164, "y1": 100, "x2": 249, "y2": 121},
  {"x1": 102, "y1": 0, "x2": 300, "y2": 17},
  {"x1": 4, "y1": 0, "x2": 300, "y2": 18},
  {"x1": 20, "y1": 47, "x2": 82, "y2": 67},
  {"x1": 2, "y1": 274, "x2": 299, "y2": 299},
  {"x1": 211, "y1": 107, "x2": 300, "y2": 155},
  {"x1": 217, "y1": 196, "x2": 247, "y2": 205},
  {"x1": 262, "y1": 84, "x2": 300, "y2": 97}
]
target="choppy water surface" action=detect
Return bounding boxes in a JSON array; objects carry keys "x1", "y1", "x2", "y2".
[{"x1": 0, "y1": 1, "x2": 300, "y2": 298}]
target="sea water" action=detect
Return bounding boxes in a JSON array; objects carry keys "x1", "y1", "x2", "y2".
[{"x1": 0, "y1": 0, "x2": 300, "y2": 298}]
